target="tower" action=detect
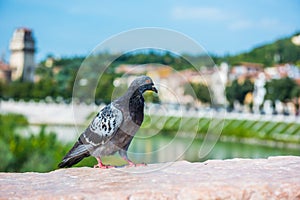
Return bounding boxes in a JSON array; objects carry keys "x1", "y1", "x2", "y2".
[{"x1": 9, "y1": 28, "x2": 36, "y2": 82}]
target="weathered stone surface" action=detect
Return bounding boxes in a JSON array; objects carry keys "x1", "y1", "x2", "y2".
[{"x1": 0, "y1": 156, "x2": 300, "y2": 200}]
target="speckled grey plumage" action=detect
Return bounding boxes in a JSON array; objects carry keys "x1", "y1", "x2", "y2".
[{"x1": 58, "y1": 75, "x2": 157, "y2": 168}]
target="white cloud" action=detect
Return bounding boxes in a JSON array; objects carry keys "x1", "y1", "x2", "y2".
[
  {"x1": 259, "y1": 18, "x2": 280, "y2": 28},
  {"x1": 67, "y1": 4, "x2": 108, "y2": 16},
  {"x1": 228, "y1": 18, "x2": 285, "y2": 31},
  {"x1": 171, "y1": 6, "x2": 231, "y2": 21},
  {"x1": 228, "y1": 20, "x2": 254, "y2": 30},
  {"x1": 170, "y1": 5, "x2": 290, "y2": 33}
]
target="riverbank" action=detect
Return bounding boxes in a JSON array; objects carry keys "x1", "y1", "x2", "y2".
[
  {"x1": 1, "y1": 100, "x2": 300, "y2": 145},
  {"x1": 142, "y1": 114, "x2": 300, "y2": 144},
  {"x1": 1, "y1": 156, "x2": 299, "y2": 199}
]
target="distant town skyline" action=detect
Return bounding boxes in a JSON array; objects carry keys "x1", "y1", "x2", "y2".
[{"x1": 0, "y1": 0, "x2": 299, "y2": 62}]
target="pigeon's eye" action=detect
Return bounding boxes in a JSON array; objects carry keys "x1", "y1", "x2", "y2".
[{"x1": 145, "y1": 79, "x2": 151, "y2": 84}]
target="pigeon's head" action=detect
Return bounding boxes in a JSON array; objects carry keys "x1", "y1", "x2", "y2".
[{"x1": 129, "y1": 75, "x2": 158, "y2": 94}]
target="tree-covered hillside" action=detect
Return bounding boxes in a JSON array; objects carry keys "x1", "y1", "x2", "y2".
[{"x1": 220, "y1": 32, "x2": 300, "y2": 67}]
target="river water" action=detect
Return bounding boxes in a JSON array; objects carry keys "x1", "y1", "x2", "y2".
[{"x1": 27, "y1": 125, "x2": 300, "y2": 164}]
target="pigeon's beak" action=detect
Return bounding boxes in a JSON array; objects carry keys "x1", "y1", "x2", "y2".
[{"x1": 151, "y1": 85, "x2": 158, "y2": 93}]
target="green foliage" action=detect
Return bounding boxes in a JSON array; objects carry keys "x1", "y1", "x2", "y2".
[
  {"x1": 265, "y1": 77, "x2": 297, "y2": 104},
  {"x1": 95, "y1": 73, "x2": 120, "y2": 104},
  {"x1": 113, "y1": 51, "x2": 195, "y2": 70},
  {"x1": 2, "y1": 81, "x2": 34, "y2": 101},
  {"x1": 1, "y1": 79, "x2": 59, "y2": 102},
  {"x1": 225, "y1": 79, "x2": 254, "y2": 108},
  {"x1": 0, "y1": 113, "x2": 70, "y2": 172},
  {"x1": 221, "y1": 32, "x2": 300, "y2": 66},
  {"x1": 291, "y1": 86, "x2": 300, "y2": 99},
  {"x1": 184, "y1": 83, "x2": 212, "y2": 104}
]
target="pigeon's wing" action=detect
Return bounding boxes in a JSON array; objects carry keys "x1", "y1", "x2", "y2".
[
  {"x1": 58, "y1": 139, "x2": 91, "y2": 168},
  {"x1": 80, "y1": 104, "x2": 123, "y2": 146},
  {"x1": 58, "y1": 104, "x2": 123, "y2": 168}
]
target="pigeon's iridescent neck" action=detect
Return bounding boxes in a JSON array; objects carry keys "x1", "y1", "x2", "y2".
[{"x1": 129, "y1": 89, "x2": 144, "y2": 126}]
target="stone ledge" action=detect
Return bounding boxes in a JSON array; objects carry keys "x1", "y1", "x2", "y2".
[{"x1": 0, "y1": 156, "x2": 300, "y2": 199}]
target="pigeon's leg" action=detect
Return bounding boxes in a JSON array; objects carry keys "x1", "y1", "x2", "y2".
[
  {"x1": 119, "y1": 149, "x2": 147, "y2": 167},
  {"x1": 93, "y1": 157, "x2": 114, "y2": 169}
]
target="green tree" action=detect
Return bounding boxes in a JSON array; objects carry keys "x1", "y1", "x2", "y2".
[
  {"x1": 0, "y1": 81, "x2": 4, "y2": 99},
  {"x1": 113, "y1": 51, "x2": 194, "y2": 70},
  {"x1": 225, "y1": 79, "x2": 254, "y2": 109},
  {"x1": 265, "y1": 77, "x2": 297, "y2": 105},
  {"x1": 291, "y1": 86, "x2": 300, "y2": 115},
  {"x1": 184, "y1": 83, "x2": 212, "y2": 105},
  {"x1": 95, "y1": 73, "x2": 119, "y2": 104},
  {"x1": 222, "y1": 32, "x2": 300, "y2": 66},
  {"x1": 4, "y1": 81, "x2": 34, "y2": 101}
]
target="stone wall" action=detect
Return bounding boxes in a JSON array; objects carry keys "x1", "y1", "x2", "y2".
[{"x1": 0, "y1": 156, "x2": 300, "y2": 199}]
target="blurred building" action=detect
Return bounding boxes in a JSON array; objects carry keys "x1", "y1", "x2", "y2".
[
  {"x1": 253, "y1": 72, "x2": 266, "y2": 113},
  {"x1": 264, "y1": 63, "x2": 300, "y2": 81},
  {"x1": 208, "y1": 63, "x2": 228, "y2": 106},
  {"x1": 114, "y1": 63, "x2": 228, "y2": 106},
  {"x1": 9, "y1": 28, "x2": 36, "y2": 82},
  {"x1": 115, "y1": 64, "x2": 194, "y2": 104},
  {"x1": 229, "y1": 62, "x2": 263, "y2": 82}
]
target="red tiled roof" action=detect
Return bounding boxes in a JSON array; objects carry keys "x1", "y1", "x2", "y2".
[{"x1": 0, "y1": 61, "x2": 11, "y2": 71}]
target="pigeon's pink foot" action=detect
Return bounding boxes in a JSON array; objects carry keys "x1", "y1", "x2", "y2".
[{"x1": 94, "y1": 157, "x2": 114, "y2": 169}]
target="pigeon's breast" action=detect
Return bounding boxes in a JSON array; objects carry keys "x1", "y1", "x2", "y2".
[{"x1": 89, "y1": 104, "x2": 123, "y2": 138}]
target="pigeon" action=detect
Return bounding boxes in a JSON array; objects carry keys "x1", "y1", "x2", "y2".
[{"x1": 58, "y1": 75, "x2": 158, "y2": 168}]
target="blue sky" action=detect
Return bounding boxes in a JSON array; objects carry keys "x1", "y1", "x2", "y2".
[{"x1": 0, "y1": 0, "x2": 299, "y2": 61}]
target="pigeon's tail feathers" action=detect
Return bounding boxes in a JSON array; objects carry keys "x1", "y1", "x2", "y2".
[{"x1": 58, "y1": 141, "x2": 91, "y2": 168}]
